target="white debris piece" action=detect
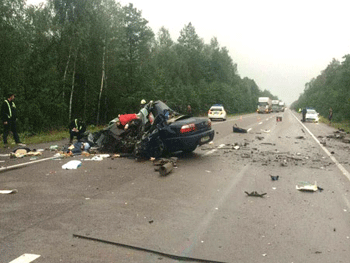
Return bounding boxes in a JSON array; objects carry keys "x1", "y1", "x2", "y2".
[{"x1": 62, "y1": 160, "x2": 82, "y2": 169}]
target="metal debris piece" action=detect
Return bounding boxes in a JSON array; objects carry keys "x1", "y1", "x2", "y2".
[
  {"x1": 159, "y1": 162, "x2": 173, "y2": 176},
  {"x1": 270, "y1": 175, "x2": 279, "y2": 181},
  {"x1": 296, "y1": 181, "x2": 318, "y2": 192},
  {"x1": 0, "y1": 189, "x2": 18, "y2": 194},
  {"x1": 245, "y1": 191, "x2": 267, "y2": 197},
  {"x1": 153, "y1": 157, "x2": 177, "y2": 175},
  {"x1": 233, "y1": 124, "x2": 247, "y2": 133}
]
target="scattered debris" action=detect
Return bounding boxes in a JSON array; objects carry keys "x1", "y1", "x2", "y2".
[
  {"x1": 153, "y1": 157, "x2": 178, "y2": 176},
  {"x1": 270, "y1": 175, "x2": 279, "y2": 181},
  {"x1": 0, "y1": 189, "x2": 18, "y2": 194},
  {"x1": 233, "y1": 124, "x2": 247, "y2": 133},
  {"x1": 245, "y1": 191, "x2": 267, "y2": 197},
  {"x1": 317, "y1": 186, "x2": 324, "y2": 192},
  {"x1": 159, "y1": 162, "x2": 173, "y2": 176},
  {"x1": 276, "y1": 116, "x2": 282, "y2": 122},
  {"x1": 62, "y1": 160, "x2": 82, "y2": 169},
  {"x1": 296, "y1": 181, "x2": 318, "y2": 192},
  {"x1": 296, "y1": 136, "x2": 305, "y2": 139},
  {"x1": 50, "y1": 145, "x2": 59, "y2": 151},
  {"x1": 241, "y1": 153, "x2": 250, "y2": 158}
]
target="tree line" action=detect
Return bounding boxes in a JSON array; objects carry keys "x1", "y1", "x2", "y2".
[
  {"x1": 1, "y1": 0, "x2": 275, "y2": 133},
  {"x1": 292, "y1": 56, "x2": 350, "y2": 122}
]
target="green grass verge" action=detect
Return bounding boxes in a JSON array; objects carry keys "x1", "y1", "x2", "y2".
[
  {"x1": 319, "y1": 116, "x2": 350, "y2": 133},
  {"x1": 1, "y1": 125, "x2": 103, "y2": 148}
]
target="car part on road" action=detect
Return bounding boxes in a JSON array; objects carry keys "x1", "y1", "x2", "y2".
[
  {"x1": 0, "y1": 189, "x2": 18, "y2": 194},
  {"x1": 270, "y1": 175, "x2": 279, "y2": 181},
  {"x1": 73, "y1": 234, "x2": 227, "y2": 263},
  {"x1": 233, "y1": 124, "x2": 247, "y2": 133},
  {"x1": 296, "y1": 181, "x2": 318, "y2": 192},
  {"x1": 62, "y1": 160, "x2": 82, "y2": 169},
  {"x1": 244, "y1": 191, "x2": 267, "y2": 197},
  {"x1": 159, "y1": 162, "x2": 173, "y2": 176}
]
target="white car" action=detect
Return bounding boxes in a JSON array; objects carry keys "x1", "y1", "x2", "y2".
[
  {"x1": 305, "y1": 109, "x2": 319, "y2": 122},
  {"x1": 208, "y1": 105, "x2": 227, "y2": 121}
]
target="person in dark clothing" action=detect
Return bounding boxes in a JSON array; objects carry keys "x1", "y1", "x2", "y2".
[
  {"x1": 187, "y1": 104, "x2": 192, "y2": 116},
  {"x1": 328, "y1": 107, "x2": 333, "y2": 125},
  {"x1": 1, "y1": 92, "x2": 24, "y2": 147},
  {"x1": 69, "y1": 118, "x2": 86, "y2": 144},
  {"x1": 302, "y1": 108, "x2": 306, "y2": 122}
]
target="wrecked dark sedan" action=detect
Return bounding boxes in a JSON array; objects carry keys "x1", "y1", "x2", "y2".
[
  {"x1": 148, "y1": 100, "x2": 215, "y2": 154},
  {"x1": 89, "y1": 100, "x2": 214, "y2": 157}
]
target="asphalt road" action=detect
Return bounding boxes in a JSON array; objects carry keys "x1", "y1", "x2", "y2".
[{"x1": 1, "y1": 109, "x2": 350, "y2": 263}]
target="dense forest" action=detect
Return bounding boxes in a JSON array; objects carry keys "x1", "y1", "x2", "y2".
[
  {"x1": 1, "y1": 0, "x2": 276, "y2": 133},
  {"x1": 292, "y1": 56, "x2": 350, "y2": 122}
]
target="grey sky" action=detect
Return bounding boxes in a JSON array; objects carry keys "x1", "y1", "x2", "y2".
[{"x1": 27, "y1": 0, "x2": 350, "y2": 105}]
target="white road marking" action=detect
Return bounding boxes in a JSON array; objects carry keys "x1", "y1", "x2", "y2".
[
  {"x1": 292, "y1": 112, "x2": 350, "y2": 181},
  {"x1": 204, "y1": 144, "x2": 225, "y2": 156},
  {"x1": 9, "y1": 254, "x2": 40, "y2": 263}
]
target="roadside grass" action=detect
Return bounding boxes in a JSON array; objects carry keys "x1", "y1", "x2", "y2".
[
  {"x1": 1, "y1": 125, "x2": 103, "y2": 148},
  {"x1": 319, "y1": 116, "x2": 350, "y2": 133}
]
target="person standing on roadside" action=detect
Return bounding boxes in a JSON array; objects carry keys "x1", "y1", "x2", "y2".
[
  {"x1": 302, "y1": 108, "x2": 306, "y2": 122},
  {"x1": 1, "y1": 92, "x2": 25, "y2": 147},
  {"x1": 328, "y1": 107, "x2": 333, "y2": 125},
  {"x1": 187, "y1": 104, "x2": 192, "y2": 116}
]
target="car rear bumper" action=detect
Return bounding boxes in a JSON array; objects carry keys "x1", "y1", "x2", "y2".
[
  {"x1": 208, "y1": 114, "x2": 225, "y2": 119},
  {"x1": 163, "y1": 129, "x2": 215, "y2": 152}
]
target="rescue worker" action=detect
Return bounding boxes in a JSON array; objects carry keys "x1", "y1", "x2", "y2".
[
  {"x1": 1, "y1": 92, "x2": 25, "y2": 147},
  {"x1": 302, "y1": 108, "x2": 306, "y2": 122},
  {"x1": 328, "y1": 107, "x2": 333, "y2": 125},
  {"x1": 137, "y1": 99, "x2": 153, "y2": 131},
  {"x1": 137, "y1": 99, "x2": 149, "y2": 126},
  {"x1": 69, "y1": 118, "x2": 86, "y2": 144}
]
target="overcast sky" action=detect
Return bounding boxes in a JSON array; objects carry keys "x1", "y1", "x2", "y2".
[{"x1": 27, "y1": 0, "x2": 350, "y2": 105}]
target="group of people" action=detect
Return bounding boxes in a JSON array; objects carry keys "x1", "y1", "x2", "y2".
[{"x1": 2, "y1": 95, "x2": 193, "y2": 148}]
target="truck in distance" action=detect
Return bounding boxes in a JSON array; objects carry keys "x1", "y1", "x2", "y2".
[
  {"x1": 271, "y1": 100, "x2": 280, "y2": 112},
  {"x1": 257, "y1": 97, "x2": 272, "y2": 114}
]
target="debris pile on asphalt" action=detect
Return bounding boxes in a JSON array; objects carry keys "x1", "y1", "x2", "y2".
[{"x1": 153, "y1": 157, "x2": 178, "y2": 176}]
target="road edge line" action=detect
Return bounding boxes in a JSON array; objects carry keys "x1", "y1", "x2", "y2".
[{"x1": 291, "y1": 111, "x2": 350, "y2": 182}]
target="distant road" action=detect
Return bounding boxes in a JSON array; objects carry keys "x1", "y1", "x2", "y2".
[{"x1": 1, "y1": 109, "x2": 350, "y2": 263}]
